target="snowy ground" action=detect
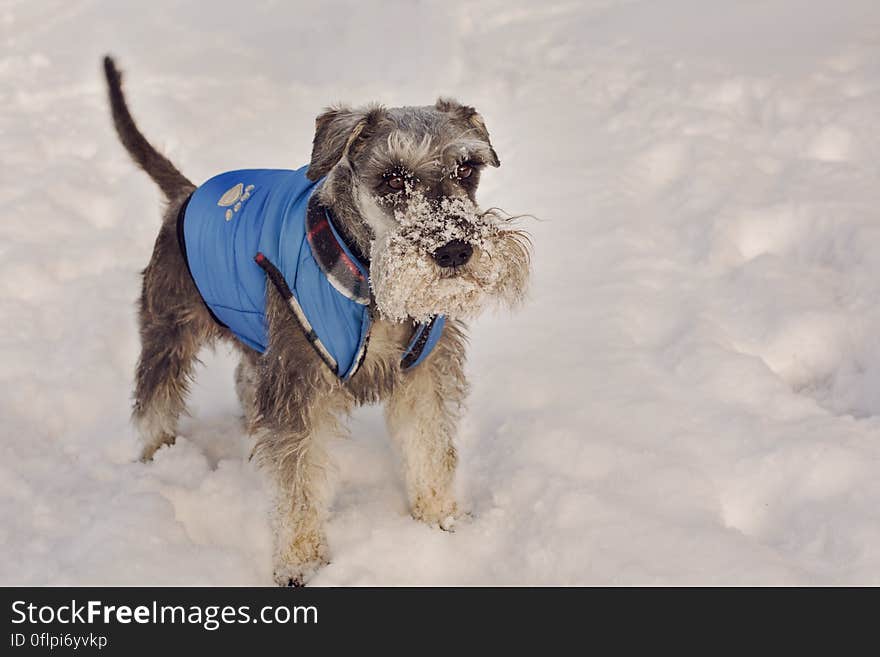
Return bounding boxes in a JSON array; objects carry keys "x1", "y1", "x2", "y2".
[{"x1": 3, "y1": 0, "x2": 880, "y2": 585}]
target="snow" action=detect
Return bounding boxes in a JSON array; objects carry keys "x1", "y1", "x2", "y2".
[{"x1": 3, "y1": 0, "x2": 880, "y2": 585}]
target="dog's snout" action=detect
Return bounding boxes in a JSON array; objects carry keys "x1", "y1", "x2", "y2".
[{"x1": 432, "y1": 240, "x2": 473, "y2": 268}]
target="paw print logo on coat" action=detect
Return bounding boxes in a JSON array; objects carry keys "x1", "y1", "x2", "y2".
[{"x1": 218, "y1": 183, "x2": 256, "y2": 221}]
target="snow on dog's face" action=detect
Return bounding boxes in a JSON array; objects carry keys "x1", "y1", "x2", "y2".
[
  {"x1": 368, "y1": 183, "x2": 530, "y2": 322},
  {"x1": 308, "y1": 99, "x2": 531, "y2": 322}
]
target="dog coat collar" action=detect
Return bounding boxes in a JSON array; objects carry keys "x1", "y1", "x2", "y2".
[{"x1": 178, "y1": 166, "x2": 444, "y2": 379}]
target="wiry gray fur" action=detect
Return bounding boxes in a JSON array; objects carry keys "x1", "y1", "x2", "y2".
[{"x1": 103, "y1": 56, "x2": 531, "y2": 585}]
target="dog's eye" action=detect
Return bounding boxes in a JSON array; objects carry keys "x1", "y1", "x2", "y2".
[
  {"x1": 386, "y1": 175, "x2": 405, "y2": 191},
  {"x1": 456, "y1": 164, "x2": 473, "y2": 179}
]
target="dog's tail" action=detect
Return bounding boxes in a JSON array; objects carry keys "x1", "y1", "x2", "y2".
[{"x1": 103, "y1": 56, "x2": 194, "y2": 199}]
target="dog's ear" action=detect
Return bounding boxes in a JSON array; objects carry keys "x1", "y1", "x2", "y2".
[
  {"x1": 435, "y1": 98, "x2": 500, "y2": 167},
  {"x1": 307, "y1": 104, "x2": 385, "y2": 181}
]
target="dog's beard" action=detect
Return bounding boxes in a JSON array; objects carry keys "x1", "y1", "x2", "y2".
[{"x1": 370, "y1": 193, "x2": 531, "y2": 322}]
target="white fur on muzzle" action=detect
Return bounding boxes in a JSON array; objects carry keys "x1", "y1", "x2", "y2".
[{"x1": 370, "y1": 193, "x2": 531, "y2": 322}]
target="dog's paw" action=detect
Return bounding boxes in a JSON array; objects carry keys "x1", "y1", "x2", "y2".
[
  {"x1": 411, "y1": 494, "x2": 464, "y2": 531},
  {"x1": 438, "y1": 514, "x2": 457, "y2": 532},
  {"x1": 137, "y1": 433, "x2": 176, "y2": 463},
  {"x1": 441, "y1": 509, "x2": 475, "y2": 532},
  {"x1": 273, "y1": 530, "x2": 329, "y2": 587},
  {"x1": 272, "y1": 558, "x2": 328, "y2": 587},
  {"x1": 435, "y1": 509, "x2": 474, "y2": 532}
]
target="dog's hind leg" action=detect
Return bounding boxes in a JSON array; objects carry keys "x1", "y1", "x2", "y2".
[
  {"x1": 133, "y1": 313, "x2": 205, "y2": 461},
  {"x1": 132, "y1": 221, "x2": 209, "y2": 462},
  {"x1": 234, "y1": 348, "x2": 260, "y2": 432},
  {"x1": 385, "y1": 320, "x2": 469, "y2": 530}
]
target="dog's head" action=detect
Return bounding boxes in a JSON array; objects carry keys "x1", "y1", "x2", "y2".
[{"x1": 309, "y1": 99, "x2": 530, "y2": 322}]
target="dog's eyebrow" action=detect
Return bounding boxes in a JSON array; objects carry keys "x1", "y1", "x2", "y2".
[
  {"x1": 442, "y1": 139, "x2": 495, "y2": 166},
  {"x1": 382, "y1": 131, "x2": 439, "y2": 169}
]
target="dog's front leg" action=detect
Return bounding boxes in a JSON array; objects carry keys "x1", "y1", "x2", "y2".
[
  {"x1": 385, "y1": 322, "x2": 468, "y2": 530},
  {"x1": 256, "y1": 400, "x2": 341, "y2": 586},
  {"x1": 253, "y1": 292, "x2": 350, "y2": 585}
]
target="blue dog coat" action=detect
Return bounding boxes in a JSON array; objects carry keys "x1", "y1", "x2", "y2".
[{"x1": 178, "y1": 165, "x2": 444, "y2": 379}]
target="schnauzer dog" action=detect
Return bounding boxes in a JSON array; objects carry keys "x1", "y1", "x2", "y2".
[{"x1": 103, "y1": 56, "x2": 530, "y2": 585}]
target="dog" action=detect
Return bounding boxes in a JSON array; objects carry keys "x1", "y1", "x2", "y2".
[{"x1": 102, "y1": 56, "x2": 531, "y2": 585}]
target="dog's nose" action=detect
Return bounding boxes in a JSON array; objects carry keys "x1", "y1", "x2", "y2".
[{"x1": 432, "y1": 240, "x2": 473, "y2": 268}]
